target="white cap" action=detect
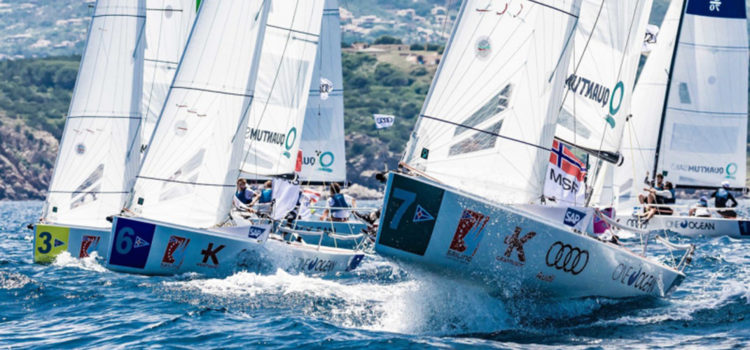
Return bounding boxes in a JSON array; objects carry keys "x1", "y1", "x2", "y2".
[{"x1": 721, "y1": 180, "x2": 730, "y2": 188}]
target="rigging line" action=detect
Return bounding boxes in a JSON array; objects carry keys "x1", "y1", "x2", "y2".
[
  {"x1": 135, "y1": 176, "x2": 234, "y2": 187},
  {"x1": 241, "y1": 0, "x2": 302, "y2": 172},
  {"x1": 438, "y1": 0, "x2": 454, "y2": 40},
  {"x1": 556, "y1": 0, "x2": 605, "y2": 116},
  {"x1": 528, "y1": 0, "x2": 579, "y2": 18},
  {"x1": 420, "y1": 114, "x2": 550, "y2": 151}
]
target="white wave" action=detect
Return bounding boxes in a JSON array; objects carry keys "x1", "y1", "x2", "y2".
[
  {"x1": 0, "y1": 271, "x2": 34, "y2": 289},
  {"x1": 52, "y1": 251, "x2": 107, "y2": 272},
  {"x1": 162, "y1": 262, "x2": 512, "y2": 335}
]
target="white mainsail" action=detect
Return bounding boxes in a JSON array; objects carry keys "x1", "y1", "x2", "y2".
[
  {"x1": 298, "y1": 0, "x2": 347, "y2": 184},
  {"x1": 402, "y1": 0, "x2": 582, "y2": 204},
  {"x1": 240, "y1": 1, "x2": 326, "y2": 179},
  {"x1": 556, "y1": 0, "x2": 653, "y2": 157},
  {"x1": 129, "y1": 1, "x2": 270, "y2": 228},
  {"x1": 43, "y1": 0, "x2": 146, "y2": 228},
  {"x1": 616, "y1": 0, "x2": 748, "y2": 209},
  {"x1": 141, "y1": 0, "x2": 197, "y2": 148}
]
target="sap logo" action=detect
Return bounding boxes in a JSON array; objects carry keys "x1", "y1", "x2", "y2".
[
  {"x1": 563, "y1": 208, "x2": 585, "y2": 227},
  {"x1": 248, "y1": 225, "x2": 269, "y2": 239},
  {"x1": 549, "y1": 168, "x2": 580, "y2": 193},
  {"x1": 611, "y1": 263, "x2": 657, "y2": 294}
]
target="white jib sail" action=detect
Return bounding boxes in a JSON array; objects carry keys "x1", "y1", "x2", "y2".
[
  {"x1": 298, "y1": 0, "x2": 347, "y2": 184},
  {"x1": 129, "y1": 1, "x2": 270, "y2": 228},
  {"x1": 556, "y1": 0, "x2": 653, "y2": 155},
  {"x1": 615, "y1": 0, "x2": 686, "y2": 210},
  {"x1": 141, "y1": 0, "x2": 197, "y2": 149},
  {"x1": 654, "y1": 0, "x2": 748, "y2": 188},
  {"x1": 240, "y1": 0, "x2": 326, "y2": 179},
  {"x1": 402, "y1": 0, "x2": 582, "y2": 204},
  {"x1": 43, "y1": 0, "x2": 146, "y2": 228}
]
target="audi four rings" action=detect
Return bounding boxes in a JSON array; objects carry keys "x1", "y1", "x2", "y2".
[{"x1": 545, "y1": 241, "x2": 589, "y2": 275}]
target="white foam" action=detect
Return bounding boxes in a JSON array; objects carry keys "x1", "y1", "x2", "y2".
[{"x1": 52, "y1": 251, "x2": 107, "y2": 273}]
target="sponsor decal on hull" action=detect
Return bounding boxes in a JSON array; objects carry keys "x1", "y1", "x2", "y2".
[
  {"x1": 108, "y1": 218, "x2": 155, "y2": 269},
  {"x1": 79, "y1": 235, "x2": 101, "y2": 258},
  {"x1": 34, "y1": 225, "x2": 70, "y2": 264},
  {"x1": 666, "y1": 220, "x2": 716, "y2": 231},
  {"x1": 536, "y1": 271, "x2": 555, "y2": 283},
  {"x1": 295, "y1": 257, "x2": 336, "y2": 273},
  {"x1": 197, "y1": 242, "x2": 225, "y2": 268},
  {"x1": 497, "y1": 226, "x2": 536, "y2": 267},
  {"x1": 446, "y1": 209, "x2": 489, "y2": 263},
  {"x1": 611, "y1": 263, "x2": 657, "y2": 294},
  {"x1": 545, "y1": 241, "x2": 589, "y2": 275},
  {"x1": 161, "y1": 235, "x2": 190, "y2": 269},
  {"x1": 626, "y1": 218, "x2": 649, "y2": 229}
]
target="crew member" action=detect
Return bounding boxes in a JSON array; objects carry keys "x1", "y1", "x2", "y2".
[
  {"x1": 641, "y1": 181, "x2": 675, "y2": 221},
  {"x1": 711, "y1": 181, "x2": 738, "y2": 218},
  {"x1": 688, "y1": 196, "x2": 711, "y2": 218},
  {"x1": 320, "y1": 183, "x2": 356, "y2": 222}
]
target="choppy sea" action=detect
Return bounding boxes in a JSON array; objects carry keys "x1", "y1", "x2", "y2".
[{"x1": 1, "y1": 201, "x2": 749, "y2": 349}]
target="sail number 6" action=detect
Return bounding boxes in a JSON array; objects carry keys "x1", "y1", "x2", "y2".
[{"x1": 115, "y1": 227, "x2": 135, "y2": 255}]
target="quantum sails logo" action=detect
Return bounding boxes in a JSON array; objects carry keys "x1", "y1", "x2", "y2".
[
  {"x1": 302, "y1": 150, "x2": 335, "y2": 173},
  {"x1": 564, "y1": 74, "x2": 624, "y2": 127},
  {"x1": 670, "y1": 162, "x2": 737, "y2": 178},
  {"x1": 245, "y1": 127, "x2": 298, "y2": 158}
]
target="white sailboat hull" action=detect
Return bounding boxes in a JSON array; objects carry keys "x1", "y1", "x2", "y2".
[
  {"x1": 33, "y1": 223, "x2": 111, "y2": 263},
  {"x1": 104, "y1": 216, "x2": 365, "y2": 276},
  {"x1": 618, "y1": 214, "x2": 750, "y2": 239},
  {"x1": 375, "y1": 173, "x2": 686, "y2": 299}
]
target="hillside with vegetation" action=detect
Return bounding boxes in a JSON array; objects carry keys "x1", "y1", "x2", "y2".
[{"x1": 0, "y1": 49, "x2": 435, "y2": 199}]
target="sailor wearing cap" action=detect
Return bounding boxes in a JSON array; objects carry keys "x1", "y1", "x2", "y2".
[
  {"x1": 711, "y1": 181, "x2": 738, "y2": 218},
  {"x1": 689, "y1": 196, "x2": 712, "y2": 218}
]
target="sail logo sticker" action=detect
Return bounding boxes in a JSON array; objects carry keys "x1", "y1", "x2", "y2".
[
  {"x1": 446, "y1": 209, "x2": 489, "y2": 263},
  {"x1": 687, "y1": 0, "x2": 746, "y2": 19},
  {"x1": 497, "y1": 226, "x2": 536, "y2": 267},
  {"x1": 611, "y1": 263, "x2": 657, "y2": 294},
  {"x1": 725, "y1": 162, "x2": 737, "y2": 179},
  {"x1": 413, "y1": 205, "x2": 435, "y2": 223},
  {"x1": 76, "y1": 143, "x2": 86, "y2": 155},
  {"x1": 318, "y1": 151, "x2": 334, "y2": 172},
  {"x1": 475, "y1": 36, "x2": 491, "y2": 59},
  {"x1": 108, "y1": 218, "x2": 155, "y2": 269},
  {"x1": 283, "y1": 127, "x2": 297, "y2": 158},
  {"x1": 161, "y1": 235, "x2": 190, "y2": 269},
  {"x1": 79, "y1": 235, "x2": 101, "y2": 258}
]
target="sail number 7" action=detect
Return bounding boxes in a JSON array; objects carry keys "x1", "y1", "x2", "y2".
[{"x1": 389, "y1": 188, "x2": 416, "y2": 230}]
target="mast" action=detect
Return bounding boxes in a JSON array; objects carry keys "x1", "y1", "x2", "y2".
[{"x1": 651, "y1": 0, "x2": 688, "y2": 182}]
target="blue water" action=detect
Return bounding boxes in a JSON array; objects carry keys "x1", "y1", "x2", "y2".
[{"x1": 1, "y1": 201, "x2": 749, "y2": 349}]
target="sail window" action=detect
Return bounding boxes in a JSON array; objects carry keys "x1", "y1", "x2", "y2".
[
  {"x1": 556, "y1": 108, "x2": 592, "y2": 138},
  {"x1": 678, "y1": 82, "x2": 691, "y2": 104},
  {"x1": 454, "y1": 84, "x2": 513, "y2": 136},
  {"x1": 448, "y1": 120, "x2": 504, "y2": 156},
  {"x1": 669, "y1": 123, "x2": 738, "y2": 154}
]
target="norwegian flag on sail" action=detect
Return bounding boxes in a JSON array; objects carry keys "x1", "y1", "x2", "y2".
[{"x1": 544, "y1": 140, "x2": 587, "y2": 205}]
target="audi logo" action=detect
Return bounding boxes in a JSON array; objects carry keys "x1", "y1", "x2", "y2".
[{"x1": 545, "y1": 241, "x2": 589, "y2": 275}]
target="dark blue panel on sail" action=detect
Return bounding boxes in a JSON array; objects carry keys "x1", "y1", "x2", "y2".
[{"x1": 686, "y1": 0, "x2": 746, "y2": 19}]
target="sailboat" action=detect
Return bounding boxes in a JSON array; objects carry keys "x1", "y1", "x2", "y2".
[
  {"x1": 32, "y1": 0, "x2": 197, "y2": 263},
  {"x1": 104, "y1": 0, "x2": 365, "y2": 276},
  {"x1": 615, "y1": 0, "x2": 750, "y2": 238},
  {"x1": 374, "y1": 0, "x2": 694, "y2": 299},
  {"x1": 241, "y1": 0, "x2": 370, "y2": 241}
]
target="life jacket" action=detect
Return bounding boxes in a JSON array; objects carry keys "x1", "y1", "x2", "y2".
[
  {"x1": 663, "y1": 189, "x2": 676, "y2": 204},
  {"x1": 715, "y1": 188, "x2": 729, "y2": 207},
  {"x1": 235, "y1": 189, "x2": 252, "y2": 204},
  {"x1": 259, "y1": 188, "x2": 273, "y2": 203},
  {"x1": 331, "y1": 193, "x2": 349, "y2": 209}
]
